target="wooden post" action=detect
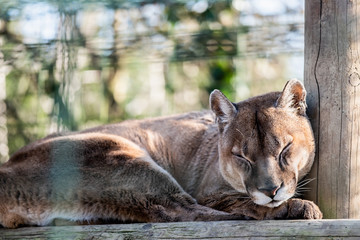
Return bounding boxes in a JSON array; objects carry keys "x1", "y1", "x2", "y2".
[
  {"x1": 304, "y1": 0, "x2": 360, "y2": 219},
  {"x1": 0, "y1": 58, "x2": 9, "y2": 164}
]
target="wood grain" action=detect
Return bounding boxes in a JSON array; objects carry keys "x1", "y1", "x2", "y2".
[
  {"x1": 1, "y1": 220, "x2": 360, "y2": 240},
  {"x1": 304, "y1": 0, "x2": 360, "y2": 219}
]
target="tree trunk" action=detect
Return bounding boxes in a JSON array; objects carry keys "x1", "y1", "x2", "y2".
[{"x1": 304, "y1": 0, "x2": 360, "y2": 219}]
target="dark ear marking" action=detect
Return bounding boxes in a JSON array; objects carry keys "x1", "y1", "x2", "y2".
[
  {"x1": 232, "y1": 102, "x2": 238, "y2": 111},
  {"x1": 276, "y1": 78, "x2": 307, "y2": 115}
]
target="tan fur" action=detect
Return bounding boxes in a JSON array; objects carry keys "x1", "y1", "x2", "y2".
[{"x1": 0, "y1": 79, "x2": 322, "y2": 228}]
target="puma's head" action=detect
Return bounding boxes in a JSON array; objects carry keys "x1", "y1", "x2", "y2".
[{"x1": 210, "y1": 79, "x2": 315, "y2": 208}]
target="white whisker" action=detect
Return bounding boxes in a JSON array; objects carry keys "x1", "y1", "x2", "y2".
[
  {"x1": 297, "y1": 178, "x2": 315, "y2": 188},
  {"x1": 295, "y1": 178, "x2": 316, "y2": 197}
]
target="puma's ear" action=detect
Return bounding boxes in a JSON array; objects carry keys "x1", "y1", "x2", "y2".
[
  {"x1": 210, "y1": 89, "x2": 237, "y2": 125},
  {"x1": 276, "y1": 78, "x2": 307, "y2": 115}
]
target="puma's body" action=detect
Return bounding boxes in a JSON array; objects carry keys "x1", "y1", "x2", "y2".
[
  {"x1": 0, "y1": 80, "x2": 322, "y2": 228},
  {"x1": 83, "y1": 110, "x2": 228, "y2": 200}
]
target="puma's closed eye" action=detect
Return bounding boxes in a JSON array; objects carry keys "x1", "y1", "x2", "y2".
[
  {"x1": 232, "y1": 152, "x2": 251, "y2": 162},
  {"x1": 280, "y1": 142, "x2": 292, "y2": 156},
  {"x1": 279, "y1": 142, "x2": 293, "y2": 165},
  {"x1": 232, "y1": 151, "x2": 244, "y2": 158},
  {"x1": 282, "y1": 142, "x2": 293, "y2": 153}
]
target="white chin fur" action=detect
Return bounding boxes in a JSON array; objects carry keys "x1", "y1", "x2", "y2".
[
  {"x1": 252, "y1": 191, "x2": 273, "y2": 206},
  {"x1": 252, "y1": 194, "x2": 284, "y2": 208},
  {"x1": 251, "y1": 190, "x2": 291, "y2": 208}
]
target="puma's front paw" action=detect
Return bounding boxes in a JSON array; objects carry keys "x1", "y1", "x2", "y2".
[
  {"x1": 264, "y1": 198, "x2": 322, "y2": 220},
  {"x1": 286, "y1": 198, "x2": 323, "y2": 219}
]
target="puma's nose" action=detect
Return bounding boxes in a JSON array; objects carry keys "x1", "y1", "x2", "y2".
[{"x1": 258, "y1": 184, "x2": 281, "y2": 198}]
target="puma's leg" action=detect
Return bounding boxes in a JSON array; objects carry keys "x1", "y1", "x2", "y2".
[
  {"x1": 41, "y1": 134, "x2": 238, "y2": 224},
  {"x1": 0, "y1": 134, "x2": 236, "y2": 227},
  {"x1": 81, "y1": 190, "x2": 237, "y2": 223},
  {"x1": 76, "y1": 153, "x2": 238, "y2": 223}
]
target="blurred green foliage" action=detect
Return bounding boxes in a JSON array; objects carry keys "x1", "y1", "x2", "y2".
[{"x1": 0, "y1": 0, "x2": 304, "y2": 161}]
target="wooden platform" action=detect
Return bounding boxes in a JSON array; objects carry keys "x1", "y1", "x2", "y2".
[{"x1": 1, "y1": 220, "x2": 360, "y2": 239}]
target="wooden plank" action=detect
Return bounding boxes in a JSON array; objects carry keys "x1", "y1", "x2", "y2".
[
  {"x1": 304, "y1": 0, "x2": 360, "y2": 218},
  {"x1": 1, "y1": 220, "x2": 360, "y2": 240}
]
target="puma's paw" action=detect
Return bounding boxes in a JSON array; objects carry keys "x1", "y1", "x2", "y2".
[{"x1": 286, "y1": 198, "x2": 323, "y2": 219}]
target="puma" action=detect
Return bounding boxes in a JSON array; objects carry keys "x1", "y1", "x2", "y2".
[{"x1": 0, "y1": 79, "x2": 322, "y2": 228}]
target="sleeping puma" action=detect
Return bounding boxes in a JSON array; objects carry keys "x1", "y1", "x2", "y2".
[{"x1": 0, "y1": 79, "x2": 322, "y2": 228}]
